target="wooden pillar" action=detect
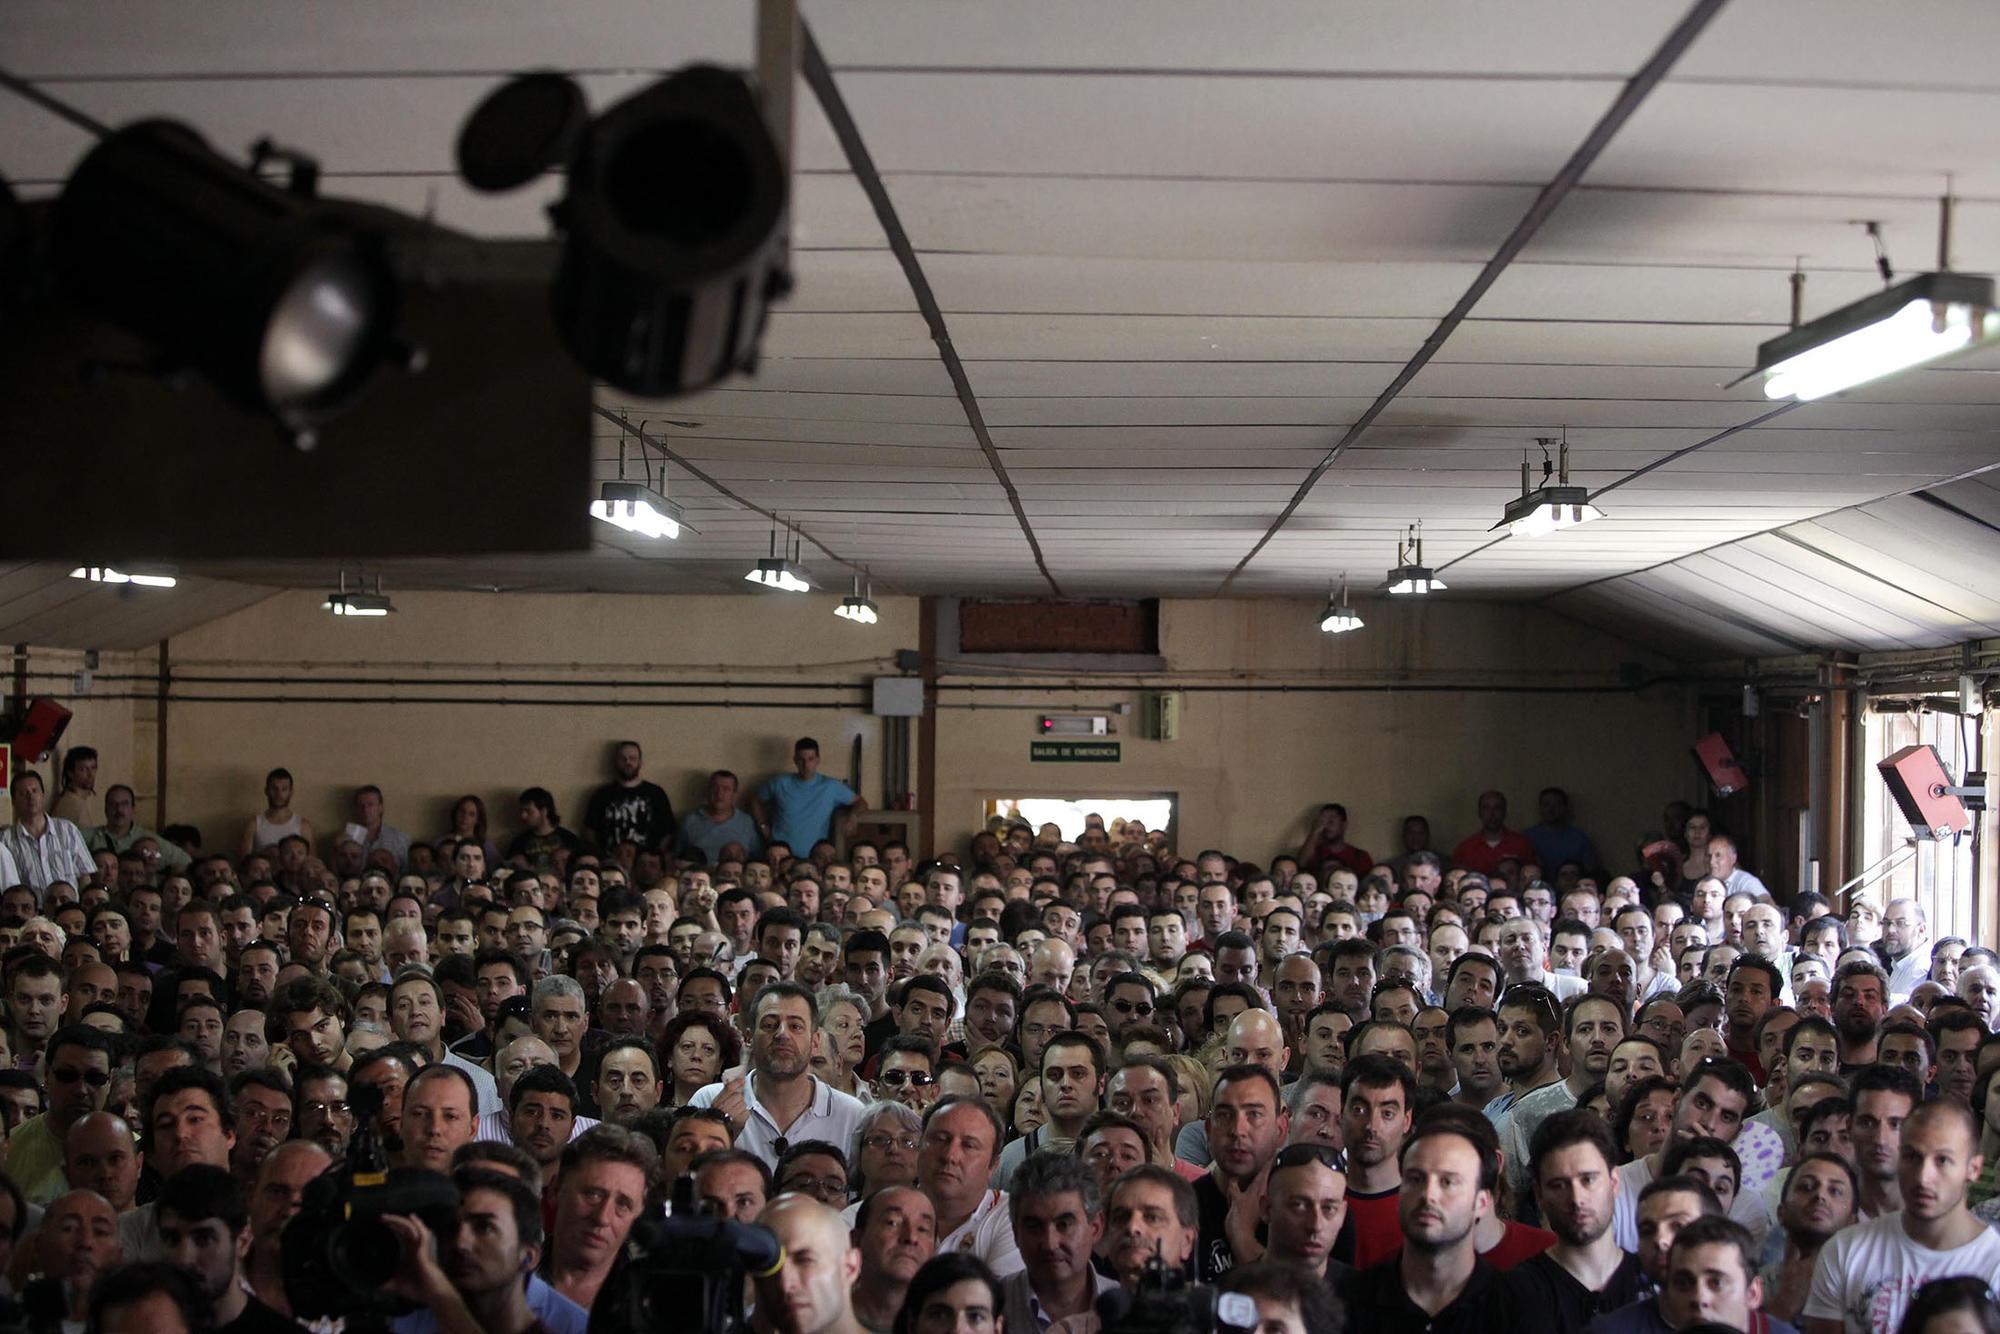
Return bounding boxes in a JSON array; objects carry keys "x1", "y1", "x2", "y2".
[
  {"x1": 1819, "y1": 654, "x2": 1856, "y2": 894},
  {"x1": 154, "y1": 639, "x2": 170, "y2": 824},
  {"x1": 917, "y1": 596, "x2": 938, "y2": 860}
]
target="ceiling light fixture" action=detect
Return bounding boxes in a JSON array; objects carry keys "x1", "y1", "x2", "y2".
[
  {"x1": 1497, "y1": 429, "x2": 1603, "y2": 538},
  {"x1": 590, "y1": 419, "x2": 682, "y2": 539},
  {"x1": 1385, "y1": 523, "x2": 1445, "y2": 596},
  {"x1": 68, "y1": 565, "x2": 176, "y2": 589},
  {"x1": 746, "y1": 518, "x2": 810, "y2": 593},
  {"x1": 52, "y1": 120, "x2": 421, "y2": 448},
  {"x1": 835, "y1": 571, "x2": 878, "y2": 624},
  {"x1": 1755, "y1": 194, "x2": 1999, "y2": 401},
  {"x1": 322, "y1": 572, "x2": 395, "y2": 617},
  {"x1": 1319, "y1": 575, "x2": 1363, "y2": 634}
]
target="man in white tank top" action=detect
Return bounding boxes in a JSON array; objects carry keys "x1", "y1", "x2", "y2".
[{"x1": 241, "y1": 766, "x2": 315, "y2": 857}]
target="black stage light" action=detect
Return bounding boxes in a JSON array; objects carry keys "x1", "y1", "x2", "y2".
[
  {"x1": 458, "y1": 66, "x2": 792, "y2": 397},
  {"x1": 51, "y1": 120, "x2": 413, "y2": 447}
]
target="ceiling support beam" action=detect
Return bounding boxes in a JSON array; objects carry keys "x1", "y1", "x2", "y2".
[
  {"x1": 1217, "y1": 0, "x2": 1731, "y2": 593},
  {"x1": 800, "y1": 20, "x2": 1062, "y2": 596}
]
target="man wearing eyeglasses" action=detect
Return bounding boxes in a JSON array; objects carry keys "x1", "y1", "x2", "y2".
[{"x1": 6, "y1": 1023, "x2": 115, "y2": 1203}]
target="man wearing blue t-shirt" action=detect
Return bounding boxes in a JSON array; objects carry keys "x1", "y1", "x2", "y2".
[{"x1": 751, "y1": 736, "x2": 867, "y2": 854}]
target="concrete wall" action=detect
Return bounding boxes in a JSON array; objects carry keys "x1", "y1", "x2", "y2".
[{"x1": 36, "y1": 591, "x2": 1698, "y2": 867}]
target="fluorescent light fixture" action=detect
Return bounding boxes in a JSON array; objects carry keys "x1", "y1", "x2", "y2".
[
  {"x1": 323, "y1": 591, "x2": 395, "y2": 617},
  {"x1": 745, "y1": 558, "x2": 810, "y2": 593},
  {"x1": 1757, "y1": 272, "x2": 2000, "y2": 402},
  {"x1": 748, "y1": 517, "x2": 811, "y2": 592},
  {"x1": 1496, "y1": 435, "x2": 1604, "y2": 538},
  {"x1": 69, "y1": 566, "x2": 177, "y2": 588},
  {"x1": 1385, "y1": 524, "x2": 1444, "y2": 596},
  {"x1": 322, "y1": 572, "x2": 394, "y2": 617},
  {"x1": 1386, "y1": 567, "x2": 1444, "y2": 596},
  {"x1": 590, "y1": 480, "x2": 682, "y2": 540},
  {"x1": 835, "y1": 571, "x2": 879, "y2": 624},
  {"x1": 1319, "y1": 575, "x2": 1363, "y2": 634}
]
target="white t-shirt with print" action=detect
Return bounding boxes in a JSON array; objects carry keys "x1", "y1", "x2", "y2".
[{"x1": 1803, "y1": 1213, "x2": 2000, "y2": 1334}]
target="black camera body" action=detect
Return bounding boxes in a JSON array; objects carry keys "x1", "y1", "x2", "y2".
[
  {"x1": 588, "y1": 1177, "x2": 782, "y2": 1334},
  {"x1": 281, "y1": 1082, "x2": 462, "y2": 1323},
  {"x1": 1097, "y1": 1252, "x2": 1256, "y2": 1334}
]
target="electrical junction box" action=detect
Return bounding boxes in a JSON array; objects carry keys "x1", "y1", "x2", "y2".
[
  {"x1": 1140, "y1": 691, "x2": 1181, "y2": 741},
  {"x1": 872, "y1": 677, "x2": 924, "y2": 717}
]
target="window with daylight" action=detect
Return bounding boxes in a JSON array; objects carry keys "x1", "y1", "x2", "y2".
[{"x1": 1858, "y1": 703, "x2": 1983, "y2": 944}]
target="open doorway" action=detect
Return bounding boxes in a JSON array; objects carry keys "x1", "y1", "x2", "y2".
[{"x1": 982, "y1": 795, "x2": 1177, "y2": 846}]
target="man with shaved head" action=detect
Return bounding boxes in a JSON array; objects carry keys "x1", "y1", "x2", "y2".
[
  {"x1": 247, "y1": 1141, "x2": 332, "y2": 1315},
  {"x1": 750, "y1": 1194, "x2": 863, "y2": 1334},
  {"x1": 63, "y1": 1111, "x2": 141, "y2": 1228}
]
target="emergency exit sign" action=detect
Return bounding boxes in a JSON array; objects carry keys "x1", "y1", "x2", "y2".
[{"x1": 1031, "y1": 740, "x2": 1121, "y2": 763}]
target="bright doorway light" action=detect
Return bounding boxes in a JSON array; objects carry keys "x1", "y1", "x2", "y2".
[{"x1": 985, "y1": 796, "x2": 1176, "y2": 845}]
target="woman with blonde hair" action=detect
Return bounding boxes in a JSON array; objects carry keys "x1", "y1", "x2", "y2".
[{"x1": 1163, "y1": 1053, "x2": 1214, "y2": 1139}]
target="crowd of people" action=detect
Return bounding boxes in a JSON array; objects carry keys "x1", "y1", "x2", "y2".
[{"x1": 1, "y1": 735, "x2": 1998, "y2": 1334}]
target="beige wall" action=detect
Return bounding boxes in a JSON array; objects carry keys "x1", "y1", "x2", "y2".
[
  {"x1": 935, "y1": 597, "x2": 1698, "y2": 867},
  {"x1": 31, "y1": 591, "x2": 1697, "y2": 868},
  {"x1": 156, "y1": 590, "x2": 917, "y2": 853}
]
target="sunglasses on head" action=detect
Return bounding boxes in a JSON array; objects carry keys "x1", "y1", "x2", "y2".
[
  {"x1": 877, "y1": 1069, "x2": 936, "y2": 1089},
  {"x1": 51, "y1": 1067, "x2": 109, "y2": 1087},
  {"x1": 1110, "y1": 998, "x2": 1155, "y2": 1016}
]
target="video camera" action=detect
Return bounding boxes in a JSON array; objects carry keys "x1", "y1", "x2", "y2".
[
  {"x1": 1097, "y1": 1249, "x2": 1256, "y2": 1334},
  {"x1": 588, "y1": 1176, "x2": 783, "y2": 1334},
  {"x1": 281, "y1": 1080, "x2": 462, "y2": 1324}
]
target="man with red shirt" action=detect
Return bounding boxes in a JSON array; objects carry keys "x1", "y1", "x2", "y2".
[
  {"x1": 1299, "y1": 804, "x2": 1372, "y2": 878},
  {"x1": 1450, "y1": 791, "x2": 1538, "y2": 878}
]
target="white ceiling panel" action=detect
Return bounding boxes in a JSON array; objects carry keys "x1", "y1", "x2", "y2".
[{"x1": 5, "y1": 2, "x2": 2000, "y2": 657}]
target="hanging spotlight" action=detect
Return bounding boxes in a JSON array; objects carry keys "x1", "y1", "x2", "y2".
[
  {"x1": 51, "y1": 120, "x2": 420, "y2": 447},
  {"x1": 745, "y1": 519, "x2": 810, "y2": 593},
  {"x1": 322, "y1": 573, "x2": 395, "y2": 617},
  {"x1": 1754, "y1": 197, "x2": 2000, "y2": 401},
  {"x1": 1385, "y1": 524, "x2": 1445, "y2": 596},
  {"x1": 589, "y1": 419, "x2": 682, "y2": 540},
  {"x1": 1318, "y1": 575, "x2": 1363, "y2": 634},
  {"x1": 1496, "y1": 431, "x2": 1604, "y2": 538},
  {"x1": 69, "y1": 565, "x2": 176, "y2": 589},
  {"x1": 457, "y1": 66, "x2": 791, "y2": 398},
  {"x1": 835, "y1": 572, "x2": 879, "y2": 625}
]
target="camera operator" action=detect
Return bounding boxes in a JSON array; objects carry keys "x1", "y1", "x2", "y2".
[
  {"x1": 155, "y1": 1164, "x2": 295, "y2": 1334},
  {"x1": 378, "y1": 1167, "x2": 553, "y2": 1334}
]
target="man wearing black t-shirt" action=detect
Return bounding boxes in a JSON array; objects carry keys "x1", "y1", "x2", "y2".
[
  {"x1": 583, "y1": 741, "x2": 674, "y2": 854},
  {"x1": 1508, "y1": 1110, "x2": 1646, "y2": 1334},
  {"x1": 1193, "y1": 1065, "x2": 1290, "y2": 1281},
  {"x1": 1340, "y1": 1121, "x2": 1519, "y2": 1334},
  {"x1": 158, "y1": 1163, "x2": 301, "y2": 1334}
]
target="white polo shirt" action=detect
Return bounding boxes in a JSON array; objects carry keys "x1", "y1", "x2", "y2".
[
  {"x1": 689, "y1": 1072, "x2": 868, "y2": 1169},
  {"x1": 936, "y1": 1187, "x2": 1025, "y2": 1278}
]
